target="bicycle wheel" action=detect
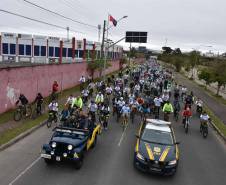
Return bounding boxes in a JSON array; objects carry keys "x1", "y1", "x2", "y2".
[
  {"x1": 185, "y1": 122, "x2": 188, "y2": 134},
  {"x1": 46, "y1": 118, "x2": 52, "y2": 128},
  {"x1": 14, "y1": 110, "x2": 22, "y2": 121},
  {"x1": 26, "y1": 105, "x2": 32, "y2": 117}
]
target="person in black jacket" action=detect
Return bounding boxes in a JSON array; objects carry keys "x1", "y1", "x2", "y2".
[
  {"x1": 34, "y1": 93, "x2": 44, "y2": 115},
  {"x1": 16, "y1": 94, "x2": 29, "y2": 116}
]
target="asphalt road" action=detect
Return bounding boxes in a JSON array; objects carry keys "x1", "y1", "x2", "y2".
[
  {"x1": 174, "y1": 72, "x2": 226, "y2": 125},
  {"x1": 0, "y1": 100, "x2": 226, "y2": 185}
]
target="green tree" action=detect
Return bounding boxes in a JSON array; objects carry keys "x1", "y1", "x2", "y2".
[
  {"x1": 198, "y1": 68, "x2": 214, "y2": 88},
  {"x1": 173, "y1": 56, "x2": 183, "y2": 72},
  {"x1": 211, "y1": 62, "x2": 226, "y2": 95},
  {"x1": 87, "y1": 58, "x2": 111, "y2": 78}
]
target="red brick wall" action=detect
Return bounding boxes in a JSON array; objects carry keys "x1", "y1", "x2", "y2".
[{"x1": 0, "y1": 61, "x2": 120, "y2": 113}]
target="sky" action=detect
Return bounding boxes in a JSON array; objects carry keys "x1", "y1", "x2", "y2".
[{"x1": 0, "y1": 0, "x2": 225, "y2": 53}]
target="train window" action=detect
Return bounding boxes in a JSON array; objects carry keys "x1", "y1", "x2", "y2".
[
  {"x1": 10, "y1": 44, "x2": 16, "y2": 55},
  {"x1": 26, "y1": 45, "x2": 31, "y2": 56},
  {"x1": 41, "y1": 46, "x2": 46, "y2": 56},
  {"x1": 49, "y1": 47, "x2": 54, "y2": 57},
  {"x1": 55, "y1": 47, "x2": 60, "y2": 57},
  {"x1": 68, "y1": 48, "x2": 72, "y2": 57},
  {"x1": 2, "y1": 43, "x2": 9, "y2": 54},
  {"x1": 63, "y1": 48, "x2": 67, "y2": 57},
  {"x1": 19, "y1": 44, "x2": 25, "y2": 55},
  {"x1": 34, "y1": 45, "x2": 40, "y2": 56}
]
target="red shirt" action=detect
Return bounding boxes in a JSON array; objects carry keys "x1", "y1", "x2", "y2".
[
  {"x1": 52, "y1": 83, "x2": 59, "y2": 92},
  {"x1": 182, "y1": 110, "x2": 192, "y2": 117}
]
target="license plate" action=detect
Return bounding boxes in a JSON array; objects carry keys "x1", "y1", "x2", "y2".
[
  {"x1": 41, "y1": 154, "x2": 51, "y2": 159},
  {"x1": 150, "y1": 167, "x2": 161, "y2": 172},
  {"x1": 56, "y1": 156, "x2": 61, "y2": 161}
]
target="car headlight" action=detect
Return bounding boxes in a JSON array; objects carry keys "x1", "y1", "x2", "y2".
[
  {"x1": 136, "y1": 152, "x2": 145, "y2": 161},
  {"x1": 68, "y1": 145, "x2": 73, "y2": 151},
  {"x1": 51, "y1": 142, "x2": 57, "y2": 148},
  {"x1": 168, "y1": 160, "x2": 177, "y2": 165}
]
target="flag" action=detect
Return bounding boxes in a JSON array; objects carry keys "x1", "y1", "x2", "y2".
[{"x1": 109, "y1": 15, "x2": 117, "y2": 26}]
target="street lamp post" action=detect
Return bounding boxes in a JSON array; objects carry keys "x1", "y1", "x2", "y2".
[{"x1": 101, "y1": 15, "x2": 128, "y2": 81}]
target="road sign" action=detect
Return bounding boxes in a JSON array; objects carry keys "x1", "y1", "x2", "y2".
[{"x1": 125, "y1": 31, "x2": 147, "y2": 43}]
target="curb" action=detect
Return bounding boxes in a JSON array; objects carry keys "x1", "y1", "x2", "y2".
[
  {"x1": 209, "y1": 120, "x2": 226, "y2": 143},
  {"x1": 0, "y1": 120, "x2": 47, "y2": 152}
]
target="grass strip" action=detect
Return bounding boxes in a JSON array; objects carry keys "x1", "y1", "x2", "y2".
[
  {"x1": 0, "y1": 114, "x2": 48, "y2": 146},
  {"x1": 204, "y1": 106, "x2": 226, "y2": 138}
]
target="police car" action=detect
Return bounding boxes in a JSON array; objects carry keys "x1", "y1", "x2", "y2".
[{"x1": 134, "y1": 119, "x2": 179, "y2": 175}]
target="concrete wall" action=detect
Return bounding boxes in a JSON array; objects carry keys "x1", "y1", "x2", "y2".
[{"x1": 0, "y1": 60, "x2": 120, "y2": 113}]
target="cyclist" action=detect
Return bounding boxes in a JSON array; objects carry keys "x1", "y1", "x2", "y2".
[
  {"x1": 182, "y1": 107, "x2": 192, "y2": 125},
  {"x1": 16, "y1": 94, "x2": 29, "y2": 116},
  {"x1": 66, "y1": 94, "x2": 74, "y2": 111},
  {"x1": 173, "y1": 98, "x2": 181, "y2": 119},
  {"x1": 88, "y1": 100, "x2": 98, "y2": 122},
  {"x1": 48, "y1": 99, "x2": 59, "y2": 121},
  {"x1": 81, "y1": 89, "x2": 89, "y2": 105},
  {"x1": 88, "y1": 81, "x2": 95, "y2": 97},
  {"x1": 51, "y1": 81, "x2": 59, "y2": 101},
  {"x1": 184, "y1": 93, "x2": 193, "y2": 108},
  {"x1": 181, "y1": 86, "x2": 187, "y2": 101},
  {"x1": 195, "y1": 98, "x2": 203, "y2": 113},
  {"x1": 34, "y1": 93, "x2": 44, "y2": 115},
  {"x1": 60, "y1": 105, "x2": 70, "y2": 124},
  {"x1": 95, "y1": 92, "x2": 104, "y2": 106},
  {"x1": 161, "y1": 90, "x2": 170, "y2": 106},
  {"x1": 154, "y1": 95, "x2": 163, "y2": 118},
  {"x1": 72, "y1": 96, "x2": 83, "y2": 110},
  {"x1": 106, "y1": 86, "x2": 113, "y2": 95},
  {"x1": 162, "y1": 100, "x2": 174, "y2": 121},
  {"x1": 100, "y1": 103, "x2": 110, "y2": 130},
  {"x1": 200, "y1": 111, "x2": 210, "y2": 131},
  {"x1": 79, "y1": 75, "x2": 86, "y2": 91},
  {"x1": 140, "y1": 103, "x2": 150, "y2": 121},
  {"x1": 120, "y1": 103, "x2": 131, "y2": 125}
]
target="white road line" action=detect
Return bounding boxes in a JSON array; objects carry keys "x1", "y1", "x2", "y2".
[
  {"x1": 118, "y1": 124, "x2": 128, "y2": 147},
  {"x1": 9, "y1": 156, "x2": 41, "y2": 185}
]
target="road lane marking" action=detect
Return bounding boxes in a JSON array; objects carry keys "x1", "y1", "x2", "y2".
[
  {"x1": 9, "y1": 156, "x2": 41, "y2": 185},
  {"x1": 118, "y1": 124, "x2": 128, "y2": 147}
]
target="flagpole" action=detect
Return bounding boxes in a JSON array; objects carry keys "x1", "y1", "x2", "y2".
[{"x1": 103, "y1": 14, "x2": 110, "y2": 82}]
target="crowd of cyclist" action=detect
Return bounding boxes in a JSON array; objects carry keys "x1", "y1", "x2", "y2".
[{"x1": 15, "y1": 59, "x2": 211, "y2": 134}]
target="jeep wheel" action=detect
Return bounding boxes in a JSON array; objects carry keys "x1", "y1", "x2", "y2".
[
  {"x1": 75, "y1": 159, "x2": 83, "y2": 170},
  {"x1": 44, "y1": 158, "x2": 53, "y2": 165}
]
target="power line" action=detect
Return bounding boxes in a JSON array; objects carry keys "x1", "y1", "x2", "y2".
[
  {"x1": 22, "y1": 0, "x2": 98, "y2": 29},
  {"x1": 0, "y1": 9, "x2": 84, "y2": 34}
]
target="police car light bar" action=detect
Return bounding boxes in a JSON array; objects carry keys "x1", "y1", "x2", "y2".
[{"x1": 146, "y1": 119, "x2": 171, "y2": 126}]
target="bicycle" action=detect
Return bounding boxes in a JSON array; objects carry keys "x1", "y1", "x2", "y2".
[
  {"x1": 163, "y1": 111, "x2": 170, "y2": 122},
  {"x1": 174, "y1": 109, "x2": 179, "y2": 122},
  {"x1": 184, "y1": 116, "x2": 190, "y2": 134},
  {"x1": 14, "y1": 104, "x2": 32, "y2": 121},
  {"x1": 32, "y1": 102, "x2": 44, "y2": 119},
  {"x1": 122, "y1": 114, "x2": 129, "y2": 131},
  {"x1": 130, "y1": 105, "x2": 137, "y2": 124},
  {"x1": 200, "y1": 120, "x2": 208, "y2": 138},
  {"x1": 46, "y1": 111, "x2": 58, "y2": 128}
]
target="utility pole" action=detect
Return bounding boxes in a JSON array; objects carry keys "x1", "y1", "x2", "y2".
[
  {"x1": 101, "y1": 20, "x2": 106, "y2": 58},
  {"x1": 129, "y1": 42, "x2": 132, "y2": 66},
  {"x1": 98, "y1": 24, "x2": 101, "y2": 42},
  {"x1": 66, "y1": 26, "x2": 69, "y2": 41}
]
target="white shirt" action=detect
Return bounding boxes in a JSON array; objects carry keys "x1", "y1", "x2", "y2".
[
  {"x1": 106, "y1": 87, "x2": 113, "y2": 94},
  {"x1": 49, "y1": 102, "x2": 58, "y2": 112},
  {"x1": 200, "y1": 114, "x2": 209, "y2": 121},
  {"x1": 135, "y1": 84, "x2": 140, "y2": 91},
  {"x1": 117, "y1": 100, "x2": 125, "y2": 107},
  {"x1": 196, "y1": 100, "x2": 203, "y2": 107},
  {"x1": 88, "y1": 103, "x2": 98, "y2": 112},
  {"x1": 79, "y1": 77, "x2": 86, "y2": 83},
  {"x1": 154, "y1": 97, "x2": 163, "y2": 107},
  {"x1": 115, "y1": 86, "x2": 121, "y2": 92},
  {"x1": 66, "y1": 97, "x2": 74, "y2": 105}
]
